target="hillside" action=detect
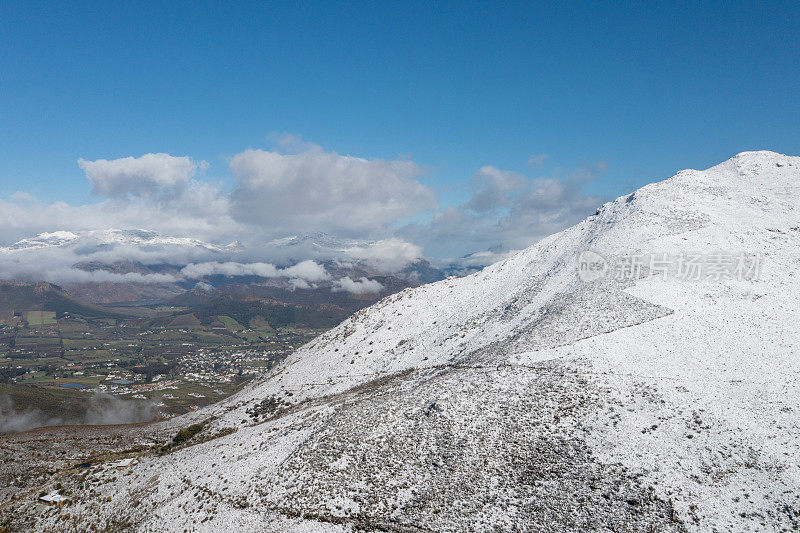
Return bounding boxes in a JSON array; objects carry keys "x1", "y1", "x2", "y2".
[
  {"x1": 0, "y1": 281, "x2": 118, "y2": 319},
  {"x1": 5, "y1": 151, "x2": 799, "y2": 531}
]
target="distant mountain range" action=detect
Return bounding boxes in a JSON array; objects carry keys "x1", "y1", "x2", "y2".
[
  {"x1": 0, "y1": 230, "x2": 488, "y2": 327},
  {"x1": 0, "y1": 228, "x2": 238, "y2": 254}
]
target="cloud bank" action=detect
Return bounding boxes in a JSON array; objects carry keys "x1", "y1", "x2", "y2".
[
  {"x1": 229, "y1": 147, "x2": 436, "y2": 235},
  {"x1": 399, "y1": 161, "x2": 607, "y2": 264},
  {"x1": 181, "y1": 260, "x2": 329, "y2": 283},
  {"x1": 332, "y1": 276, "x2": 385, "y2": 294},
  {"x1": 79, "y1": 153, "x2": 207, "y2": 198},
  {"x1": 0, "y1": 140, "x2": 608, "y2": 280}
]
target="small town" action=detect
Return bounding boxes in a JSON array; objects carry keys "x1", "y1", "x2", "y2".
[{"x1": 1, "y1": 310, "x2": 323, "y2": 419}]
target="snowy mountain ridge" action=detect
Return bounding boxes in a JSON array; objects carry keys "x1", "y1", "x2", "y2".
[
  {"x1": 267, "y1": 232, "x2": 366, "y2": 250},
  {"x1": 238, "y1": 150, "x2": 796, "y2": 401},
  {"x1": 0, "y1": 228, "x2": 236, "y2": 253},
  {"x1": 18, "y1": 151, "x2": 800, "y2": 532},
  {"x1": 2, "y1": 229, "x2": 399, "y2": 258}
]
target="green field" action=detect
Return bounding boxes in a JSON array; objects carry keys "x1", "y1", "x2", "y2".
[
  {"x1": 167, "y1": 313, "x2": 202, "y2": 329},
  {"x1": 214, "y1": 315, "x2": 277, "y2": 342},
  {"x1": 57, "y1": 320, "x2": 92, "y2": 334},
  {"x1": 192, "y1": 332, "x2": 233, "y2": 344},
  {"x1": 1, "y1": 290, "x2": 323, "y2": 424},
  {"x1": 62, "y1": 339, "x2": 104, "y2": 349},
  {"x1": 25, "y1": 310, "x2": 57, "y2": 326},
  {"x1": 22, "y1": 374, "x2": 104, "y2": 387},
  {"x1": 14, "y1": 336, "x2": 59, "y2": 345},
  {"x1": 63, "y1": 350, "x2": 116, "y2": 362},
  {"x1": 249, "y1": 315, "x2": 275, "y2": 337},
  {"x1": 218, "y1": 315, "x2": 243, "y2": 331}
]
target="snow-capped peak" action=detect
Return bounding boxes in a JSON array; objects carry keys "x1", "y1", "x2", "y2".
[
  {"x1": 3, "y1": 230, "x2": 80, "y2": 250},
  {"x1": 1, "y1": 228, "x2": 233, "y2": 253},
  {"x1": 266, "y1": 231, "x2": 368, "y2": 250}
]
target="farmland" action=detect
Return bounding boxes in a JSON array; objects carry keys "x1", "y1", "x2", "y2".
[
  {"x1": 0, "y1": 305, "x2": 324, "y2": 430},
  {"x1": 24, "y1": 311, "x2": 56, "y2": 327}
]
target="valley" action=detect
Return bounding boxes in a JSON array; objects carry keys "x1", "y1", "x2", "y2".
[
  {"x1": 0, "y1": 234, "x2": 456, "y2": 431},
  {"x1": 0, "y1": 285, "x2": 327, "y2": 430}
]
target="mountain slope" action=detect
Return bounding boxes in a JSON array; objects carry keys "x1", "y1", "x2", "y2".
[
  {"x1": 0, "y1": 280, "x2": 120, "y2": 319},
  {"x1": 11, "y1": 151, "x2": 800, "y2": 532}
]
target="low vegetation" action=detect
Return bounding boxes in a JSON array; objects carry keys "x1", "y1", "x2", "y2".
[{"x1": 171, "y1": 423, "x2": 205, "y2": 445}]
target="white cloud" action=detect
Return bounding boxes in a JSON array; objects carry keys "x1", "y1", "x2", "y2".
[
  {"x1": 0, "y1": 232, "x2": 203, "y2": 285},
  {"x1": 55, "y1": 270, "x2": 178, "y2": 284},
  {"x1": 78, "y1": 153, "x2": 207, "y2": 198},
  {"x1": 332, "y1": 276, "x2": 384, "y2": 294},
  {"x1": 229, "y1": 146, "x2": 437, "y2": 235},
  {"x1": 181, "y1": 261, "x2": 279, "y2": 279},
  {"x1": 0, "y1": 181, "x2": 235, "y2": 247},
  {"x1": 466, "y1": 166, "x2": 526, "y2": 213},
  {"x1": 401, "y1": 161, "x2": 608, "y2": 260},
  {"x1": 280, "y1": 260, "x2": 330, "y2": 282},
  {"x1": 344, "y1": 238, "x2": 423, "y2": 272},
  {"x1": 10, "y1": 191, "x2": 35, "y2": 202},
  {"x1": 180, "y1": 260, "x2": 328, "y2": 281},
  {"x1": 288, "y1": 278, "x2": 311, "y2": 290},
  {"x1": 1, "y1": 139, "x2": 611, "y2": 278},
  {"x1": 0, "y1": 254, "x2": 179, "y2": 285}
]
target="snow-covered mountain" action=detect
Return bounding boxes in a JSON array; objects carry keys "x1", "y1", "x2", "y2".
[
  {"x1": 267, "y1": 231, "x2": 365, "y2": 250},
  {"x1": 0, "y1": 228, "x2": 442, "y2": 304},
  {"x1": 0, "y1": 228, "x2": 421, "y2": 262},
  {"x1": 0, "y1": 228, "x2": 432, "y2": 282},
  {"x1": 0, "y1": 228, "x2": 236, "y2": 253},
  {"x1": 18, "y1": 151, "x2": 800, "y2": 531}
]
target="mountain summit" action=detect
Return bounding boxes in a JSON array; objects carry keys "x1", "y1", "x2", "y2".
[{"x1": 16, "y1": 151, "x2": 800, "y2": 531}]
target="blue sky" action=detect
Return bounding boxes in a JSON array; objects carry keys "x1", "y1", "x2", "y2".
[{"x1": 1, "y1": 1, "x2": 799, "y2": 262}]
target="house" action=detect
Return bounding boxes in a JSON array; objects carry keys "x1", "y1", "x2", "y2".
[
  {"x1": 39, "y1": 492, "x2": 68, "y2": 506},
  {"x1": 113, "y1": 458, "x2": 135, "y2": 469}
]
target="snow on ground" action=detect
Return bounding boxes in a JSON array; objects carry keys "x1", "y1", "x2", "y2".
[{"x1": 9, "y1": 151, "x2": 800, "y2": 532}]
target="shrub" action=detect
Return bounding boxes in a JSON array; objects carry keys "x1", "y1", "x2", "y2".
[{"x1": 172, "y1": 423, "x2": 204, "y2": 445}]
